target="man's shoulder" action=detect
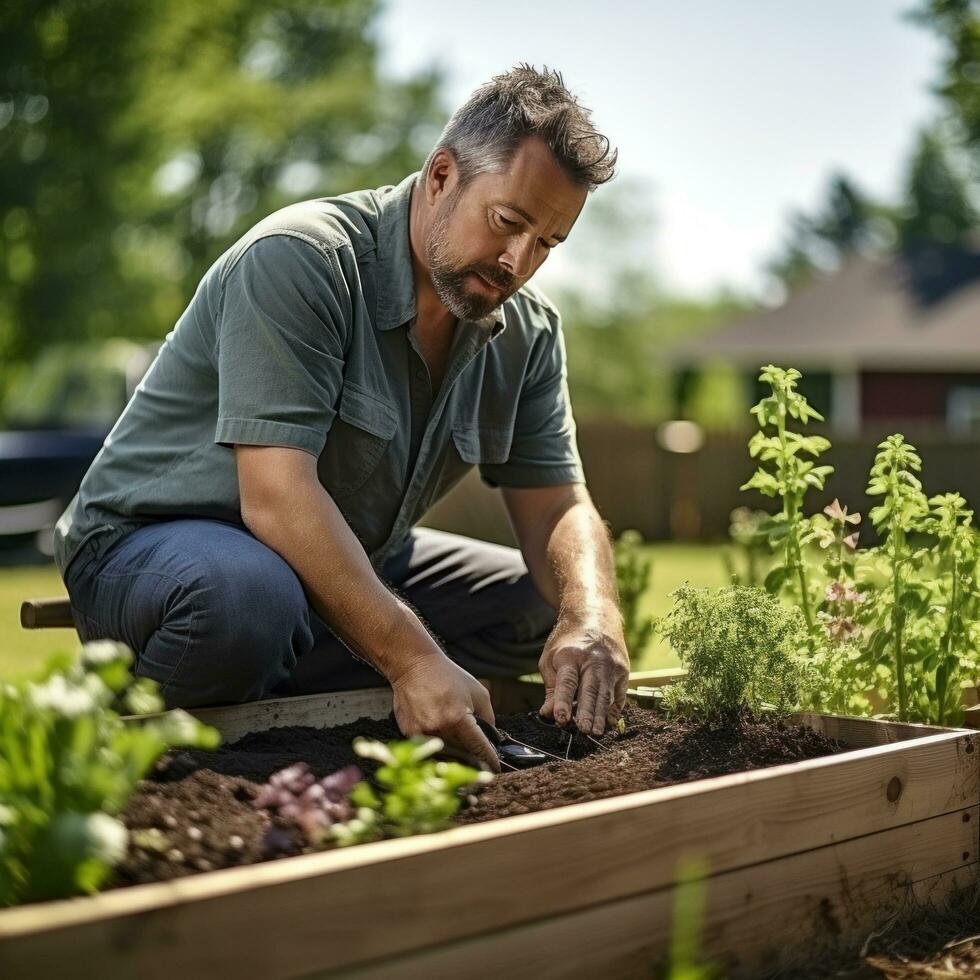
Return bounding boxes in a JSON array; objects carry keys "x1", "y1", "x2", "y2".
[
  {"x1": 506, "y1": 282, "x2": 563, "y2": 334},
  {"x1": 220, "y1": 184, "x2": 396, "y2": 277}
]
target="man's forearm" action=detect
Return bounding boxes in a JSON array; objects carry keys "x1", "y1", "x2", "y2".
[
  {"x1": 530, "y1": 494, "x2": 622, "y2": 633},
  {"x1": 243, "y1": 479, "x2": 439, "y2": 682}
]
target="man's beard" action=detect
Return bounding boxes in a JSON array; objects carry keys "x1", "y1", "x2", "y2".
[{"x1": 425, "y1": 192, "x2": 517, "y2": 321}]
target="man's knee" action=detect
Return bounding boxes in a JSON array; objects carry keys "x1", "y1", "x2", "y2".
[{"x1": 138, "y1": 536, "x2": 313, "y2": 708}]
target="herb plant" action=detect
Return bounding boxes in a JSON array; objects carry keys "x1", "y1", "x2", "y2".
[
  {"x1": 918, "y1": 493, "x2": 980, "y2": 725},
  {"x1": 864, "y1": 435, "x2": 930, "y2": 722},
  {"x1": 806, "y1": 499, "x2": 875, "y2": 714},
  {"x1": 740, "y1": 365, "x2": 834, "y2": 649},
  {"x1": 253, "y1": 762, "x2": 363, "y2": 847},
  {"x1": 331, "y1": 736, "x2": 492, "y2": 846},
  {"x1": 614, "y1": 529, "x2": 655, "y2": 660},
  {"x1": 658, "y1": 585, "x2": 812, "y2": 722},
  {"x1": 0, "y1": 641, "x2": 219, "y2": 906}
]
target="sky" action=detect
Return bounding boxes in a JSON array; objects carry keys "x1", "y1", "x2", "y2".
[{"x1": 376, "y1": 1, "x2": 945, "y2": 301}]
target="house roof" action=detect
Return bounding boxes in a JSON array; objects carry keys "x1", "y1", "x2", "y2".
[{"x1": 668, "y1": 243, "x2": 980, "y2": 371}]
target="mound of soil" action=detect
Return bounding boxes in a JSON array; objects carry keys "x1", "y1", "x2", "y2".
[{"x1": 114, "y1": 703, "x2": 843, "y2": 888}]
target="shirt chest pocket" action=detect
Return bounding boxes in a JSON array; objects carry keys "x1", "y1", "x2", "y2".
[
  {"x1": 450, "y1": 422, "x2": 513, "y2": 465},
  {"x1": 318, "y1": 382, "x2": 398, "y2": 497}
]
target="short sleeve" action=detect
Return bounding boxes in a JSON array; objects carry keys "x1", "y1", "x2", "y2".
[
  {"x1": 214, "y1": 234, "x2": 347, "y2": 456},
  {"x1": 479, "y1": 314, "x2": 586, "y2": 488}
]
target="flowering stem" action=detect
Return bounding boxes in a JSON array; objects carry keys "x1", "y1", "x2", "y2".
[
  {"x1": 891, "y1": 519, "x2": 909, "y2": 723},
  {"x1": 936, "y1": 554, "x2": 959, "y2": 727},
  {"x1": 776, "y1": 396, "x2": 816, "y2": 641}
]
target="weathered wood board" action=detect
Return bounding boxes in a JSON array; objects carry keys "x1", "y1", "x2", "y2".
[{"x1": 0, "y1": 679, "x2": 976, "y2": 980}]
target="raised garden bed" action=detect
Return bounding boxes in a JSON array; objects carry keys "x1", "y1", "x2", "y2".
[{"x1": 0, "y1": 675, "x2": 977, "y2": 979}]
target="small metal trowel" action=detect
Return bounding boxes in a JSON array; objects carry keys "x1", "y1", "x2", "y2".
[{"x1": 475, "y1": 717, "x2": 549, "y2": 769}]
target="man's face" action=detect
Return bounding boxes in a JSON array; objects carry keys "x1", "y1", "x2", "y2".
[{"x1": 425, "y1": 137, "x2": 588, "y2": 321}]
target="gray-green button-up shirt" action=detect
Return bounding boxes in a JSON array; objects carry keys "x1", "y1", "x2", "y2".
[{"x1": 53, "y1": 172, "x2": 585, "y2": 577}]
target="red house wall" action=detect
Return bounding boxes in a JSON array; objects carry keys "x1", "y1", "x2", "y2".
[{"x1": 860, "y1": 372, "x2": 955, "y2": 423}]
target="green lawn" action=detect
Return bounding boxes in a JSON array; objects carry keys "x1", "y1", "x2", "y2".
[
  {"x1": 0, "y1": 563, "x2": 78, "y2": 680},
  {"x1": 629, "y1": 543, "x2": 730, "y2": 669},
  {"x1": 0, "y1": 543, "x2": 731, "y2": 680}
]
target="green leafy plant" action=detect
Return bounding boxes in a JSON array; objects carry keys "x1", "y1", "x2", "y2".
[
  {"x1": 614, "y1": 529, "x2": 656, "y2": 660},
  {"x1": 740, "y1": 365, "x2": 834, "y2": 648},
  {"x1": 805, "y1": 499, "x2": 876, "y2": 714},
  {"x1": 864, "y1": 435, "x2": 930, "y2": 722},
  {"x1": 0, "y1": 641, "x2": 219, "y2": 906},
  {"x1": 657, "y1": 585, "x2": 812, "y2": 723},
  {"x1": 917, "y1": 493, "x2": 980, "y2": 725},
  {"x1": 331, "y1": 737, "x2": 492, "y2": 846}
]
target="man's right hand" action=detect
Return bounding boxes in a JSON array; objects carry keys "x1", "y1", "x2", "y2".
[
  {"x1": 390, "y1": 655, "x2": 501, "y2": 773},
  {"x1": 236, "y1": 446, "x2": 500, "y2": 772}
]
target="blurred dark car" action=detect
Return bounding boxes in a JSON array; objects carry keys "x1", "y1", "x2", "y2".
[{"x1": 0, "y1": 340, "x2": 159, "y2": 556}]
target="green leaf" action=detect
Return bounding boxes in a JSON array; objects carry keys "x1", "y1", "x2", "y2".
[{"x1": 764, "y1": 565, "x2": 790, "y2": 595}]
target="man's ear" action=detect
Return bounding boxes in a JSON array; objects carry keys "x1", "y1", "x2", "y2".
[{"x1": 425, "y1": 148, "x2": 459, "y2": 206}]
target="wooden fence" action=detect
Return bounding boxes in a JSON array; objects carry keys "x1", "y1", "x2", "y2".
[{"x1": 422, "y1": 423, "x2": 980, "y2": 544}]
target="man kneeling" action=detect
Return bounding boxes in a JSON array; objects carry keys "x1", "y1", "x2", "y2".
[{"x1": 55, "y1": 65, "x2": 629, "y2": 772}]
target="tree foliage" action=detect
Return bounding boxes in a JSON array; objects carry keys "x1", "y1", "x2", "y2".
[
  {"x1": 766, "y1": 174, "x2": 899, "y2": 292},
  {"x1": 0, "y1": 0, "x2": 444, "y2": 367}
]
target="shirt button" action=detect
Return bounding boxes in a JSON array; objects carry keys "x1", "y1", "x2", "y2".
[{"x1": 415, "y1": 369, "x2": 426, "y2": 381}]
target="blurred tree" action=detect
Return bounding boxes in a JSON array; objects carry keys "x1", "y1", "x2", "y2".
[
  {"x1": 547, "y1": 178, "x2": 753, "y2": 423},
  {"x1": 910, "y1": 0, "x2": 980, "y2": 150},
  {"x1": 561, "y1": 288, "x2": 751, "y2": 424},
  {"x1": 683, "y1": 359, "x2": 748, "y2": 432},
  {"x1": 0, "y1": 0, "x2": 443, "y2": 372},
  {"x1": 766, "y1": 173, "x2": 898, "y2": 292},
  {"x1": 0, "y1": 2, "x2": 152, "y2": 364},
  {"x1": 900, "y1": 125, "x2": 979, "y2": 245}
]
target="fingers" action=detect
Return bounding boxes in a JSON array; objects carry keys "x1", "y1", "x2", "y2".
[
  {"x1": 552, "y1": 663, "x2": 580, "y2": 726},
  {"x1": 472, "y1": 682, "x2": 496, "y2": 729},
  {"x1": 539, "y1": 685, "x2": 556, "y2": 720},
  {"x1": 609, "y1": 670, "x2": 629, "y2": 726},
  {"x1": 451, "y1": 713, "x2": 501, "y2": 774},
  {"x1": 591, "y1": 681, "x2": 613, "y2": 736},
  {"x1": 575, "y1": 668, "x2": 601, "y2": 733}
]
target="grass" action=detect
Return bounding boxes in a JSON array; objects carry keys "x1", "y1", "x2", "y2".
[
  {"x1": 630, "y1": 543, "x2": 731, "y2": 669},
  {"x1": 0, "y1": 543, "x2": 733, "y2": 680},
  {"x1": 0, "y1": 563, "x2": 77, "y2": 680}
]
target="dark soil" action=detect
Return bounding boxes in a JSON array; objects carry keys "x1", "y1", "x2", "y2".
[{"x1": 114, "y1": 703, "x2": 843, "y2": 888}]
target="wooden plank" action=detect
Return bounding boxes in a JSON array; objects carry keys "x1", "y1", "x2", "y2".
[
  {"x1": 138, "y1": 667, "x2": 671, "y2": 740},
  {"x1": 325, "y1": 810, "x2": 978, "y2": 980},
  {"x1": 129, "y1": 688, "x2": 396, "y2": 743},
  {"x1": 1, "y1": 726, "x2": 974, "y2": 979},
  {"x1": 798, "y1": 712, "x2": 964, "y2": 747},
  {"x1": 20, "y1": 596, "x2": 74, "y2": 630},
  {"x1": 628, "y1": 667, "x2": 687, "y2": 689}
]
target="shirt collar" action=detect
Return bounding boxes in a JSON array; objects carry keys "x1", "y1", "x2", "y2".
[{"x1": 375, "y1": 171, "x2": 506, "y2": 340}]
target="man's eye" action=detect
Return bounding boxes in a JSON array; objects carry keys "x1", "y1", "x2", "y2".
[{"x1": 492, "y1": 211, "x2": 518, "y2": 229}]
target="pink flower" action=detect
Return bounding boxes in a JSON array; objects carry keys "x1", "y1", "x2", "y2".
[
  {"x1": 825, "y1": 581, "x2": 846, "y2": 603},
  {"x1": 824, "y1": 499, "x2": 861, "y2": 526}
]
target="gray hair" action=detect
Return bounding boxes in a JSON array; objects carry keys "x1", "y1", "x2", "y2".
[{"x1": 419, "y1": 64, "x2": 617, "y2": 192}]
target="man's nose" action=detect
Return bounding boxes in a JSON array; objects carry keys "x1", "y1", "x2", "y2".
[{"x1": 499, "y1": 235, "x2": 535, "y2": 279}]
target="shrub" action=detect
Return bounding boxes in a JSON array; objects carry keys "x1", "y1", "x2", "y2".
[{"x1": 658, "y1": 585, "x2": 812, "y2": 722}]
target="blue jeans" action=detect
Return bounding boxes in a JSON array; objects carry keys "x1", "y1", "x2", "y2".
[{"x1": 63, "y1": 520, "x2": 556, "y2": 709}]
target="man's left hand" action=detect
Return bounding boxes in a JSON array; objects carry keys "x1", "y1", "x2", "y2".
[{"x1": 538, "y1": 616, "x2": 630, "y2": 735}]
